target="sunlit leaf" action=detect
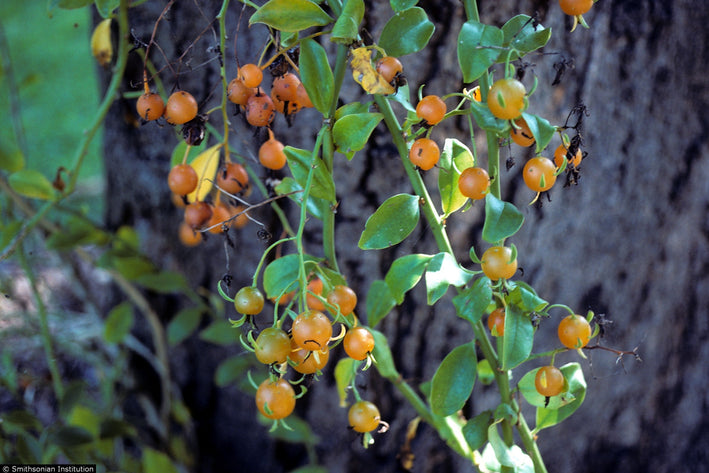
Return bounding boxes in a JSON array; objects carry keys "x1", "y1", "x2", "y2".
[
  {"x1": 250, "y1": 0, "x2": 333, "y2": 32},
  {"x1": 187, "y1": 144, "x2": 221, "y2": 203},
  {"x1": 359, "y1": 193, "x2": 420, "y2": 250},
  {"x1": 430, "y1": 342, "x2": 477, "y2": 416},
  {"x1": 379, "y1": 7, "x2": 434, "y2": 57}
]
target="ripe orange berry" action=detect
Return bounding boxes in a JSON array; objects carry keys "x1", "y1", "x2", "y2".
[
  {"x1": 255, "y1": 378, "x2": 296, "y2": 420},
  {"x1": 471, "y1": 86, "x2": 482, "y2": 102},
  {"x1": 183, "y1": 201, "x2": 213, "y2": 229},
  {"x1": 409, "y1": 137, "x2": 440, "y2": 170},
  {"x1": 290, "y1": 342, "x2": 330, "y2": 374},
  {"x1": 481, "y1": 246, "x2": 517, "y2": 281},
  {"x1": 510, "y1": 118, "x2": 535, "y2": 147},
  {"x1": 239, "y1": 63, "x2": 263, "y2": 88},
  {"x1": 272, "y1": 72, "x2": 301, "y2": 103},
  {"x1": 259, "y1": 131, "x2": 287, "y2": 170},
  {"x1": 487, "y1": 78, "x2": 526, "y2": 120},
  {"x1": 168, "y1": 164, "x2": 198, "y2": 196},
  {"x1": 343, "y1": 326, "x2": 375, "y2": 361},
  {"x1": 296, "y1": 83, "x2": 314, "y2": 108},
  {"x1": 206, "y1": 203, "x2": 231, "y2": 234},
  {"x1": 271, "y1": 89, "x2": 301, "y2": 115},
  {"x1": 558, "y1": 314, "x2": 592, "y2": 349},
  {"x1": 227, "y1": 78, "x2": 255, "y2": 106},
  {"x1": 178, "y1": 221, "x2": 202, "y2": 247},
  {"x1": 231, "y1": 205, "x2": 250, "y2": 229},
  {"x1": 523, "y1": 157, "x2": 557, "y2": 192},
  {"x1": 306, "y1": 276, "x2": 326, "y2": 311},
  {"x1": 487, "y1": 308, "x2": 505, "y2": 336},
  {"x1": 136, "y1": 92, "x2": 165, "y2": 121},
  {"x1": 559, "y1": 0, "x2": 593, "y2": 16},
  {"x1": 326, "y1": 285, "x2": 358, "y2": 315},
  {"x1": 554, "y1": 144, "x2": 583, "y2": 168},
  {"x1": 291, "y1": 310, "x2": 333, "y2": 351},
  {"x1": 164, "y1": 90, "x2": 198, "y2": 125},
  {"x1": 245, "y1": 92, "x2": 275, "y2": 127},
  {"x1": 458, "y1": 167, "x2": 490, "y2": 200},
  {"x1": 375, "y1": 56, "x2": 403, "y2": 83},
  {"x1": 535, "y1": 365, "x2": 565, "y2": 397},
  {"x1": 416, "y1": 95, "x2": 447, "y2": 125},
  {"x1": 216, "y1": 162, "x2": 249, "y2": 195}
]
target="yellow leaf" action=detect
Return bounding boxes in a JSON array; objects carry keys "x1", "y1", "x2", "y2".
[
  {"x1": 91, "y1": 19, "x2": 113, "y2": 67},
  {"x1": 350, "y1": 47, "x2": 395, "y2": 95},
  {"x1": 187, "y1": 144, "x2": 222, "y2": 203}
]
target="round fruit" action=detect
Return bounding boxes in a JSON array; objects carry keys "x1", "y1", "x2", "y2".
[
  {"x1": 272, "y1": 89, "x2": 301, "y2": 115},
  {"x1": 183, "y1": 201, "x2": 213, "y2": 229},
  {"x1": 254, "y1": 327, "x2": 291, "y2": 365},
  {"x1": 343, "y1": 327, "x2": 375, "y2": 361},
  {"x1": 375, "y1": 56, "x2": 403, "y2": 83},
  {"x1": 245, "y1": 92, "x2": 275, "y2": 127},
  {"x1": 292, "y1": 310, "x2": 332, "y2": 350},
  {"x1": 481, "y1": 246, "x2": 517, "y2": 281},
  {"x1": 306, "y1": 276, "x2": 326, "y2": 311},
  {"x1": 255, "y1": 378, "x2": 296, "y2": 420},
  {"x1": 227, "y1": 78, "x2": 255, "y2": 106},
  {"x1": 416, "y1": 95, "x2": 447, "y2": 125},
  {"x1": 458, "y1": 167, "x2": 490, "y2": 200},
  {"x1": 206, "y1": 203, "x2": 231, "y2": 234},
  {"x1": 234, "y1": 286, "x2": 265, "y2": 315},
  {"x1": 487, "y1": 78, "x2": 526, "y2": 120},
  {"x1": 554, "y1": 144, "x2": 583, "y2": 168},
  {"x1": 471, "y1": 86, "x2": 482, "y2": 102},
  {"x1": 231, "y1": 205, "x2": 250, "y2": 229},
  {"x1": 178, "y1": 221, "x2": 202, "y2": 247},
  {"x1": 239, "y1": 63, "x2": 263, "y2": 88},
  {"x1": 559, "y1": 0, "x2": 593, "y2": 16},
  {"x1": 272, "y1": 72, "x2": 301, "y2": 103},
  {"x1": 409, "y1": 138, "x2": 440, "y2": 170},
  {"x1": 136, "y1": 92, "x2": 165, "y2": 121},
  {"x1": 326, "y1": 285, "x2": 358, "y2": 316},
  {"x1": 259, "y1": 132, "x2": 287, "y2": 170},
  {"x1": 164, "y1": 90, "x2": 198, "y2": 125},
  {"x1": 558, "y1": 314, "x2": 592, "y2": 349},
  {"x1": 296, "y1": 83, "x2": 314, "y2": 108},
  {"x1": 487, "y1": 308, "x2": 505, "y2": 336},
  {"x1": 348, "y1": 400, "x2": 381, "y2": 433},
  {"x1": 510, "y1": 118, "x2": 535, "y2": 147},
  {"x1": 535, "y1": 366, "x2": 565, "y2": 397},
  {"x1": 216, "y1": 162, "x2": 249, "y2": 195},
  {"x1": 523, "y1": 157, "x2": 557, "y2": 192},
  {"x1": 290, "y1": 344, "x2": 330, "y2": 374},
  {"x1": 168, "y1": 164, "x2": 198, "y2": 196}
]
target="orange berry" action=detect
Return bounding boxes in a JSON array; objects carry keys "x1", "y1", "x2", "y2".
[
  {"x1": 227, "y1": 78, "x2": 255, "y2": 106},
  {"x1": 259, "y1": 131, "x2": 287, "y2": 170},
  {"x1": 245, "y1": 92, "x2": 275, "y2": 127},
  {"x1": 416, "y1": 95, "x2": 447, "y2": 125},
  {"x1": 239, "y1": 63, "x2": 263, "y2": 88},
  {"x1": 168, "y1": 164, "x2": 198, "y2": 196},
  {"x1": 409, "y1": 138, "x2": 440, "y2": 170},
  {"x1": 164, "y1": 90, "x2": 198, "y2": 125},
  {"x1": 136, "y1": 92, "x2": 165, "y2": 121}
]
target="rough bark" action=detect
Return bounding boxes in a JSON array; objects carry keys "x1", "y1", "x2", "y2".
[{"x1": 102, "y1": 1, "x2": 709, "y2": 472}]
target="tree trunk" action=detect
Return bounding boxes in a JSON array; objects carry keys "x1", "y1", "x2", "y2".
[{"x1": 102, "y1": 1, "x2": 709, "y2": 472}]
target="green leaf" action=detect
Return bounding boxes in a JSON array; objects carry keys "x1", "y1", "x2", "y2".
[
  {"x1": 0, "y1": 146, "x2": 24, "y2": 172},
  {"x1": 477, "y1": 359, "x2": 494, "y2": 385},
  {"x1": 469, "y1": 99, "x2": 509, "y2": 134},
  {"x1": 358, "y1": 193, "x2": 420, "y2": 250},
  {"x1": 370, "y1": 329, "x2": 398, "y2": 379},
  {"x1": 136, "y1": 271, "x2": 189, "y2": 294},
  {"x1": 250, "y1": 0, "x2": 333, "y2": 32},
  {"x1": 167, "y1": 307, "x2": 203, "y2": 346},
  {"x1": 425, "y1": 252, "x2": 473, "y2": 305},
  {"x1": 300, "y1": 38, "x2": 334, "y2": 114},
  {"x1": 104, "y1": 302, "x2": 134, "y2": 344},
  {"x1": 521, "y1": 112, "x2": 556, "y2": 154},
  {"x1": 487, "y1": 425, "x2": 535, "y2": 471},
  {"x1": 46, "y1": 217, "x2": 110, "y2": 251},
  {"x1": 462, "y1": 411, "x2": 491, "y2": 451},
  {"x1": 142, "y1": 447, "x2": 179, "y2": 473},
  {"x1": 50, "y1": 0, "x2": 94, "y2": 10},
  {"x1": 8, "y1": 169, "x2": 56, "y2": 200},
  {"x1": 99, "y1": 418, "x2": 136, "y2": 439},
  {"x1": 457, "y1": 20, "x2": 504, "y2": 83},
  {"x1": 507, "y1": 282, "x2": 548, "y2": 312},
  {"x1": 263, "y1": 414, "x2": 320, "y2": 446},
  {"x1": 214, "y1": 355, "x2": 251, "y2": 387},
  {"x1": 366, "y1": 279, "x2": 397, "y2": 327},
  {"x1": 94, "y1": 0, "x2": 119, "y2": 17},
  {"x1": 533, "y1": 363, "x2": 587, "y2": 430},
  {"x1": 430, "y1": 342, "x2": 477, "y2": 417},
  {"x1": 390, "y1": 0, "x2": 418, "y2": 11},
  {"x1": 112, "y1": 255, "x2": 156, "y2": 281},
  {"x1": 332, "y1": 113, "x2": 383, "y2": 160},
  {"x1": 452, "y1": 277, "x2": 492, "y2": 324},
  {"x1": 438, "y1": 138, "x2": 475, "y2": 216},
  {"x1": 16, "y1": 432, "x2": 41, "y2": 464},
  {"x1": 482, "y1": 194, "x2": 524, "y2": 243},
  {"x1": 384, "y1": 253, "x2": 433, "y2": 304},
  {"x1": 334, "y1": 357, "x2": 358, "y2": 406},
  {"x1": 500, "y1": 15, "x2": 551, "y2": 61},
  {"x1": 0, "y1": 220, "x2": 23, "y2": 253},
  {"x1": 501, "y1": 305, "x2": 533, "y2": 370},
  {"x1": 47, "y1": 425, "x2": 94, "y2": 447},
  {"x1": 284, "y1": 146, "x2": 336, "y2": 202},
  {"x1": 289, "y1": 466, "x2": 329, "y2": 473},
  {"x1": 379, "y1": 7, "x2": 434, "y2": 57},
  {"x1": 3, "y1": 410, "x2": 42, "y2": 432},
  {"x1": 199, "y1": 320, "x2": 236, "y2": 346},
  {"x1": 331, "y1": 0, "x2": 364, "y2": 44},
  {"x1": 275, "y1": 177, "x2": 329, "y2": 220},
  {"x1": 263, "y1": 253, "x2": 316, "y2": 300}
]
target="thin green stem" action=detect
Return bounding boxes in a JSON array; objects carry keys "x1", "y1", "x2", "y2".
[{"x1": 18, "y1": 246, "x2": 64, "y2": 400}]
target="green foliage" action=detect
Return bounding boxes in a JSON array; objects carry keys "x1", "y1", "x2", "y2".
[
  {"x1": 430, "y1": 342, "x2": 477, "y2": 416},
  {"x1": 358, "y1": 193, "x2": 420, "y2": 249},
  {"x1": 379, "y1": 7, "x2": 435, "y2": 57}
]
